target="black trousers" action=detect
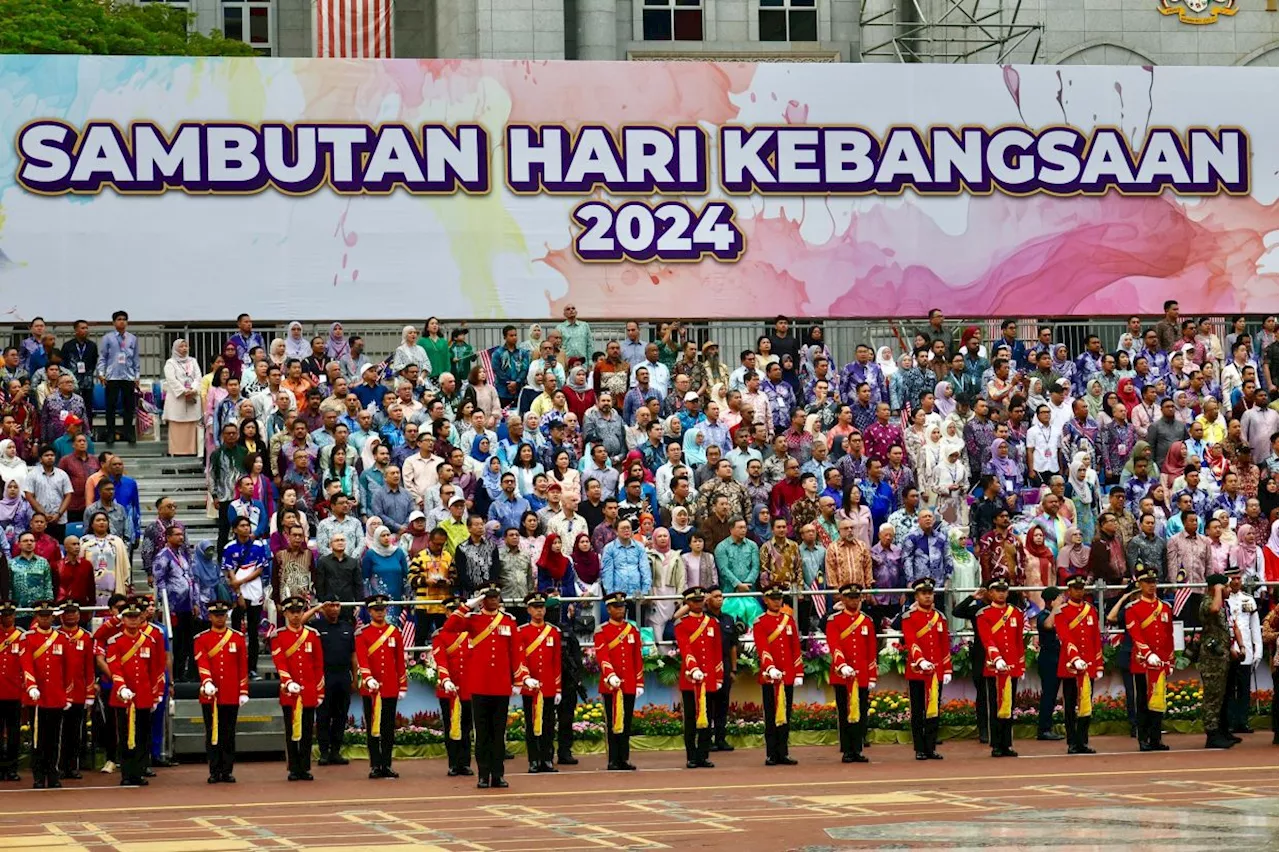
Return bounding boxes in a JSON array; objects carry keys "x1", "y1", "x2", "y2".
[
  {"x1": 984, "y1": 676, "x2": 1018, "y2": 752},
  {"x1": 1037, "y1": 659, "x2": 1060, "y2": 734},
  {"x1": 680, "y1": 688, "x2": 716, "y2": 763},
  {"x1": 556, "y1": 682, "x2": 579, "y2": 760},
  {"x1": 283, "y1": 704, "x2": 315, "y2": 775},
  {"x1": 760, "y1": 683, "x2": 794, "y2": 760},
  {"x1": 115, "y1": 705, "x2": 152, "y2": 782},
  {"x1": 31, "y1": 707, "x2": 63, "y2": 783},
  {"x1": 201, "y1": 703, "x2": 238, "y2": 777},
  {"x1": 0, "y1": 699, "x2": 19, "y2": 774},
  {"x1": 171, "y1": 611, "x2": 197, "y2": 681},
  {"x1": 521, "y1": 695, "x2": 556, "y2": 768},
  {"x1": 60, "y1": 703, "x2": 87, "y2": 775},
  {"x1": 712, "y1": 678, "x2": 732, "y2": 745},
  {"x1": 232, "y1": 603, "x2": 262, "y2": 674},
  {"x1": 833, "y1": 685, "x2": 869, "y2": 758},
  {"x1": 440, "y1": 694, "x2": 473, "y2": 771},
  {"x1": 472, "y1": 694, "x2": 510, "y2": 782},
  {"x1": 1061, "y1": 676, "x2": 1091, "y2": 749},
  {"x1": 908, "y1": 679, "x2": 941, "y2": 755},
  {"x1": 1180, "y1": 593, "x2": 1204, "y2": 628},
  {"x1": 1226, "y1": 660, "x2": 1251, "y2": 730},
  {"x1": 1121, "y1": 669, "x2": 1138, "y2": 729},
  {"x1": 104, "y1": 380, "x2": 136, "y2": 443},
  {"x1": 970, "y1": 665, "x2": 989, "y2": 742},
  {"x1": 602, "y1": 692, "x2": 635, "y2": 767},
  {"x1": 76, "y1": 379, "x2": 95, "y2": 431},
  {"x1": 216, "y1": 501, "x2": 233, "y2": 557},
  {"x1": 317, "y1": 673, "x2": 352, "y2": 759},
  {"x1": 1133, "y1": 672, "x2": 1164, "y2": 746},
  {"x1": 362, "y1": 696, "x2": 397, "y2": 772}
]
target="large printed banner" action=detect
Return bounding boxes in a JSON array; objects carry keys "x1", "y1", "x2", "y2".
[{"x1": 0, "y1": 56, "x2": 1276, "y2": 321}]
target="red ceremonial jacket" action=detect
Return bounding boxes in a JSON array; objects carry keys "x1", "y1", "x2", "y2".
[
  {"x1": 674, "y1": 613, "x2": 724, "y2": 692},
  {"x1": 432, "y1": 627, "x2": 471, "y2": 700},
  {"x1": 272, "y1": 625, "x2": 326, "y2": 708},
  {"x1": 752, "y1": 610, "x2": 802, "y2": 684},
  {"x1": 1055, "y1": 600, "x2": 1104, "y2": 679},
  {"x1": 20, "y1": 627, "x2": 72, "y2": 708},
  {"x1": 826, "y1": 609, "x2": 878, "y2": 688},
  {"x1": 901, "y1": 606, "x2": 952, "y2": 681},
  {"x1": 59, "y1": 625, "x2": 97, "y2": 704},
  {"x1": 517, "y1": 622, "x2": 562, "y2": 698},
  {"x1": 976, "y1": 603, "x2": 1026, "y2": 678},
  {"x1": 106, "y1": 629, "x2": 166, "y2": 709},
  {"x1": 1125, "y1": 596, "x2": 1174, "y2": 675},
  {"x1": 594, "y1": 619, "x2": 642, "y2": 696},
  {"x1": 0, "y1": 625, "x2": 24, "y2": 701},
  {"x1": 194, "y1": 627, "x2": 249, "y2": 706},
  {"x1": 356, "y1": 622, "x2": 408, "y2": 698},
  {"x1": 444, "y1": 606, "x2": 528, "y2": 697}
]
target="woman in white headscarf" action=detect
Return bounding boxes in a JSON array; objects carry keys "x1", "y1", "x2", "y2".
[
  {"x1": 876, "y1": 346, "x2": 899, "y2": 380},
  {"x1": 267, "y1": 337, "x2": 287, "y2": 368},
  {"x1": 932, "y1": 441, "x2": 970, "y2": 526},
  {"x1": 163, "y1": 338, "x2": 203, "y2": 457},
  {"x1": 1067, "y1": 451, "x2": 1102, "y2": 543},
  {"x1": 391, "y1": 325, "x2": 431, "y2": 375},
  {"x1": 284, "y1": 321, "x2": 310, "y2": 361},
  {"x1": 521, "y1": 323, "x2": 544, "y2": 353},
  {"x1": 0, "y1": 439, "x2": 28, "y2": 488}
]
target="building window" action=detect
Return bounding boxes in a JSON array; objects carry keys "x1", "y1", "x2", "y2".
[
  {"x1": 643, "y1": 0, "x2": 704, "y2": 41},
  {"x1": 759, "y1": 0, "x2": 817, "y2": 41},
  {"x1": 222, "y1": 0, "x2": 274, "y2": 54}
]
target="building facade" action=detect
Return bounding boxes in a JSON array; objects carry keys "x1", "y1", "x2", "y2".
[{"x1": 146, "y1": 0, "x2": 1278, "y2": 65}]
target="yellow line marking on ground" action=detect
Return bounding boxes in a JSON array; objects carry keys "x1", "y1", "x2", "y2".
[
  {"x1": 801, "y1": 792, "x2": 931, "y2": 806},
  {"x1": 6, "y1": 836, "x2": 84, "y2": 849},
  {"x1": 114, "y1": 842, "x2": 255, "y2": 852}
]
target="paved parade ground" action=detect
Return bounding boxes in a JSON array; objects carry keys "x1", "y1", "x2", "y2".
[{"x1": 0, "y1": 735, "x2": 1275, "y2": 851}]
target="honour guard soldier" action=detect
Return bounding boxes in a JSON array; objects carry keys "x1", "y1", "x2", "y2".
[
  {"x1": 1125, "y1": 568, "x2": 1174, "y2": 752},
  {"x1": 272, "y1": 595, "x2": 325, "y2": 780},
  {"x1": 826, "y1": 584, "x2": 876, "y2": 764},
  {"x1": 893, "y1": 578, "x2": 951, "y2": 761},
  {"x1": 433, "y1": 597, "x2": 473, "y2": 776},
  {"x1": 976, "y1": 579, "x2": 1025, "y2": 757},
  {"x1": 518, "y1": 593, "x2": 562, "y2": 774},
  {"x1": 594, "y1": 591, "x2": 643, "y2": 771},
  {"x1": 106, "y1": 600, "x2": 166, "y2": 787},
  {"x1": 0, "y1": 601, "x2": 24, "y2": 781},
  {"x1": 673, "y1": 586, "x2": 723, "y2": 769},
  {"x1": 446, "y1": 584, "x2": 533, "y2": 789},
  {"x1": 357, "y1": 594, "x2": 408, "y2": 779},
  {"x1": 1056, "y1": 576, "x2": 1102, "y2": 754},
  {"x1": 753, "y1": 585, "x2": 802, "y2": 766},
  {"x1": 193, "y1": 600, "x2": 249, "y2": 783},
  {"x1": 57, "y1": 600, "x2": 96, "y2": 780},
  {"x1": 20, "y1": 601, "x2": 71, "y2": 788},
  {"x1": 92, "y1": 593, "x2": 128, "y2": 774}
]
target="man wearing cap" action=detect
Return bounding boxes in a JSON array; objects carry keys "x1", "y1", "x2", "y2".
[
  {"x1": 91, "y1": 592, "x2": 127, "y2": 773},
  {"x1": 446, "y1": 584, "x2": 533, "y2": 788},
  {"x1": 357, "y1": 594, "x2": 409, "y2": 778},
  {"x1": 893, "y1": 578, "x2": 952, "y2": 760},
  {"x1": 272, "y1": 596, "x2": 326, "y2": 780},
  {"x1": 976, "y1": 579, "x2": 1026, "y2": 757},
  {"x1": 433, "y1": 597, "x2": 474, "y2": 776},
  {"x1": 311, "y1": 594, "x2": 357, "y2": 766},
  {"x1": 1124, "y1": 569, "x2": 1174, "y2": 751},
  {"x1": 699, "y1": 342, "x2": 729, "y2": 395},
  {"x1": 105, "y1": 600, "x2": 166, "y2": 786},
  {"x1": 1197, "y1": 572, "x2": 1236, "y2": 749},
  {"x1": 753, "y1": 585, "x2": 802, "y2": 766},
  {"x1": 1056, "y1": 576, "x2": 1103, "y2": 754},
  {"x1": 57, "y1": 600, "x2": 95, "y2": 779},
  {"x1": 518, "y1": 593, "x2": 562, "y2": 773},
  {"x1": 193, "y1": 600, "x2": 249, "y2": 783},
  {"x1": 826, "y1": 584, "x2": 876, "y2": 763},
  {"x1": 673, "y1": 586, "x2": 723, "y2": 769},
  {"x1": 595, "y1": 591, "x2": 643, "y2": 770},
  {"x1": 19, "y1": 601, "x2": 71, "y2": 787}
]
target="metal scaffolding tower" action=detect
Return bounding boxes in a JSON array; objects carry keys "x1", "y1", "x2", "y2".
[{"x1": 859, "y1": 0, "x2": 1043, "y2": 63}]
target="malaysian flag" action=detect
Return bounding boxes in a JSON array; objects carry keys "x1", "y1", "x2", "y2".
[
  {"x1": 810, "y1": 579, "x2": 827, "y2": 620},
  {"x1": 313, "y1": 0, "x2": 394, "y2": 57},
  {"x1": 399, "y1": 608, "x2": 416, "y2": 650},
  {"x1": 1172, "y1": 586, "x2": 1193, "y2": 618}
]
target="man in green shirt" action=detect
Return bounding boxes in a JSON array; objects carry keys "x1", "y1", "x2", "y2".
[
  {"x1": 714, "y1": 519, "x2": 760, "y2": 595},
  {"x1": 555, "y1": 305, "x2": 593, "y2": 363}
]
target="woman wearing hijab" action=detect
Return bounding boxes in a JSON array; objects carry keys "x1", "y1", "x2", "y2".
[
  {"x1": 747, "y1": 503, "x2": 772, "y2": 545},
  {"x1": 985, "y1": 438, "x2": 1023, "y2": 497},
  {"x1": 521, "y1": 323, "x2": 545, "y2": 353},
  {"x1": 418, "y1": 318, "x2": 451, "y2": 379},
  {"x1": 362, "y1": 525, "x2": 409, "y2": 621},
  {"x1": 1067, "y1": 451, "x2": 1102, "y2": 542},
  {"x1": 535, "y1": 532, "x2": 576, "y2": 599},
  {"x1": 568, "y1": 531, "x2": 601, "y2": 630},
  {"x1": 1083, "y1": 378, "x2": 1106, "y2": 421},
  {"x1": 645, "y1": 528, "x2": 685, "y2": 642},
  {"x1": 1117, "y1": 333, "x2": 1141, "y2": 366},
  {"x1": 876, "y1": 346, "x2": 899, "y2": 381},
  {"x1": 668, "y1": 505, "x2": 694, "y2": 552},
  {"x1": 1025, "y1": 376, "x2": 1049, "y2": 416},
  {"x1": 267, "y1": 338, "x2": 287, "y2": 368},
  {"x1": 0, "y1": 438, "x2": 29, "y2": 488},
  {"x1": 932, "y1": 442, "x2": 970, "y2": 526},
  {"x1": 1051, "y1": 343, "x2": 1075, "y2": 385},
  {"x1": 946, "y1": 527, "x2": 982, "y2": 633},
  {"x1": 392, "y1": 326, "x2": 431, "y2": 376},
  {"x1": 1023, "y1": 525, "x2": 1055, "y2": 610},
  {"x1": 1172, "y1": 390, "x2": 1195, "y2": 425},
  {"x1": 563, "y1": 365, "x2": 596, "y2": 422},
  {"x1": 82, "y1": 510, "x2": 131, "y2": 607},
  {"x1": 933, "y1": 380, "x2": 957, "y2": 419},
  {"x1": 324, "y1": 322, "x2": 351, "y2": 362},
  {"x1": 681, "y1": 424, "x2": 708, "y2": 469},
  {"x1": 162, "y1": 338, "x2": 203, "y2": 457},
  {"x1": 0, "y1": 477, "x2": 31, "y2": 553},
  {"x1": 1055, "y1": 527, "x2": 1091, "y2": 586},
  {"x1": 1231, "y1": 524, "x2": 1263, "y2": 586},
  {"x1": 1158, "y1": 441, "x2": 1189, "y2": 494},
  {"x1": 284, "y1": 322, "x2": 310, "y2": 362}
]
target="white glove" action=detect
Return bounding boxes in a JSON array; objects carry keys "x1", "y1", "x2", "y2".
[
  {"x1": 837, "y1": 664, "x2": 855, "y2": 679},
  {"x1": 442, "y1": 678, "x2": 457, "y2": 695},
  {"x1": 201, "y1": 681, "x2": 218, "y2": 697},
  {"x1": 85, "y1": 696, "x2": 95, "y2": 707},
  {"x1": 636, "y1": 687, "x2": 644, "y2": 697},
  {"x1": 365, "y1": 677, "x2": 380, "y2": 692},
  {"x1": 511, "y1": 685, "x2": 522, "y2": 696},
  {"x1": 868, "y1": 681, "x2": 877, "y2": 690},
  {"x1": 286, "y1": 681, "x2": 302, "y2": 695},
  {"x1": 27, "y1": 687, "x2": 40, "y2": 702},
  {"x1": 1146, "y1": 653, "x2": 1161, "y2": 667},
  {"x1": 118, "y1": 687, "x2": 135, "y2": 702},
  {"x1": 466, "y1": 594, "x2": 484, "y2": 609},
  {"x1": 524, "y1": 677, "x2": 540, "y2": 691},
  {"x1": 765, "y1": 666, "x2": 783, "y2": 682},
  {"x1": 690, "y1": 668, "x2": 705, "y2": 683},
  {"x1": 1073, "y1": 659, "x2": 1088, "y2": 672},
  {"x1": 64, "y1": 701, "x2": 72, "y2": 711},
  {"x1": 793, "y1": 676, "x2": 804, "y2": 687},
  {"x1": 398, "y1": 691, "x2": 407, "y2": 700},
  {"x1": 942, "y1": 673, "x2": 952, "y2": 686},
  {"x1": 606, "y1": 674, "x2": 622, "y2": 689},
  {"x1": 238, "y1": 694, "x2": 249, "y2": 707},
  {"x1": 918, "y1": 660, "x2": 935, "y2": 672},
  {"x1": 554, "y1": 693, "x2": 562, "y2": 705},
  {"x1": 995, "y1": 658, "x2": 1009, "y2": 672}
]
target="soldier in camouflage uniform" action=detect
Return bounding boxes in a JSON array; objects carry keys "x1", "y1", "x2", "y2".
[
  {"x1": 1197, "y1": 572, "x2": 1235, "y2": 750},
  {"x1": 693, "y1": 460, "x2": 751, "y2": 523}
]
